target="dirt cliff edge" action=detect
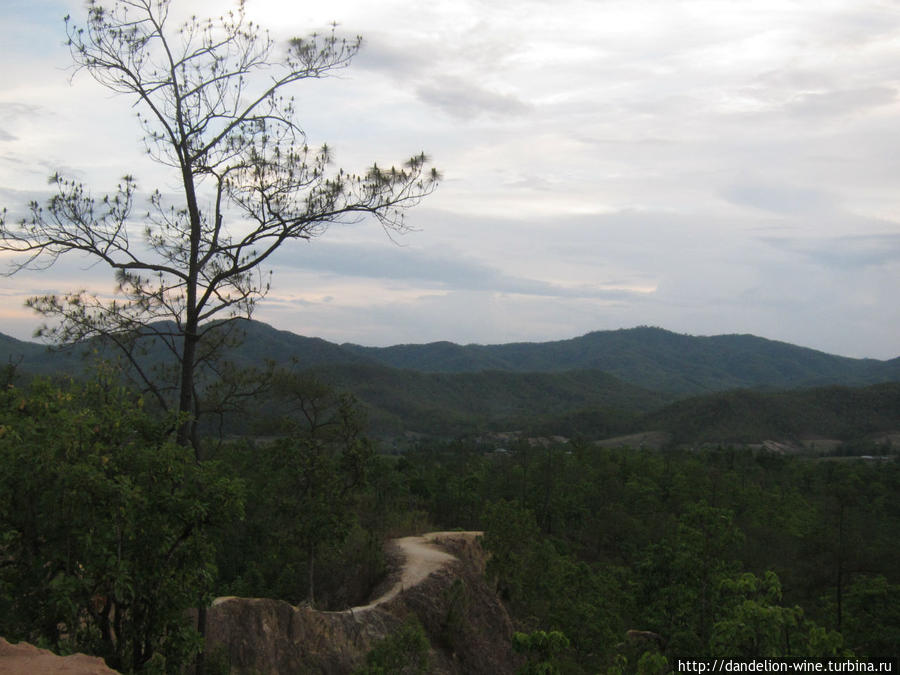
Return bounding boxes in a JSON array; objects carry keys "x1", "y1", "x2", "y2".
[{"x1": 204, "y1": 531, "x2": 518, "y2": 674}]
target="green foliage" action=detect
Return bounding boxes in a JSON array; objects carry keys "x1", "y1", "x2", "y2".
[
  {"x1": 606, "y1": 648, "x2": 671, "y2": 675},
  {"x1": 0, "y1": 375, "x2": 243, "y2": 672},
  {"x1": 405, "y1": 440, "x2": 898, "y2": 671},
  {"x1": 355, "y1": 616, "x2": 431, "y2": 675},
  {"x1": 710, "y1": 572, "x2": 792, "y2": 657},
  {"x1": 710, "y1": 571, "x2": 845, "y2": 658},
  {"x1": 635, "y1": 650, "x2": 670, "y2": 675},
  {"x1": 512, "y1": 630, "x2": 571, "y2": 675},
  {"x1": 211, "y1": 374, "x2": 375, "y2": 608},
  {"x1": 481, "y1": 498, "x2": 629, "y2": 672},
  {"x1": 636, "y1": 502, "x2": 743, "y2": 655},
  {"x1": 482, "y1": 499, "x2": 542, "y2": 602},
  {"x1": 605, "y1": 650, "x2": 670, "y2": 675},
  {"x1": 835, "y1": 575, "x2": 900, "y2": 656}
]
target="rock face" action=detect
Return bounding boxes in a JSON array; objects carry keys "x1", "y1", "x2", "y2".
[
  {"x1": 0, "y1": 638, "x2": 119, "y2": 675},
  {"x1": 204, "y1": 531, "x2": 519, "y2": 674}
]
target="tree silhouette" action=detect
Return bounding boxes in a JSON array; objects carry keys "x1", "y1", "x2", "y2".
[{"x1": 0, "y1": 0, "x2": 438, "y2": 447}]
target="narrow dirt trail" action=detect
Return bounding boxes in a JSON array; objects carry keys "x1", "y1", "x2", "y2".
[
  {"x1": 211, "y1": 531, "x2": 484, "y2": 615},
  {"x1": 341, "y1": 531, "x2": 483, "y2": 613}
]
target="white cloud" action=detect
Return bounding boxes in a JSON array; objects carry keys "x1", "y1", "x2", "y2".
[
  {"x1": 2, "y1": 0, "x2": 899, "y2": 359},
  {"x1": 415, "y1": 76, "x2": 531, "y2": 120}
]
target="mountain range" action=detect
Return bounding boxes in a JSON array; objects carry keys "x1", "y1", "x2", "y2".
[
  {"x1": 340, "y1": 326, "x2": 900, "y2": 394},
  {"x1": 2, "y1": 321, "x2": 898, "y2": 445}
]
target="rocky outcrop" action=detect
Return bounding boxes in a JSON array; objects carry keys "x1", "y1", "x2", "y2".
[
  {"x1": 204, "y1": 531, "x2": 518, "y2": 674},
  {"x1": 0, "y1": 638, "x2": 119, "y2": 675}
]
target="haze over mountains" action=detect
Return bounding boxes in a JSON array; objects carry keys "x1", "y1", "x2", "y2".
[
  {"x1": 4, "y1": 320, "x2": 899, "y2": 390},
  {"x1": 3, "y1": 320, "x2": 898, "y2": 445}
]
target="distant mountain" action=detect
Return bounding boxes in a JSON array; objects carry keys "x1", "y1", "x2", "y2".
[
  {"x1": 0, "y1": 319, "x2": 376, "y2": 380},
  {"x1": 0, "y1": 333, "x2": 87, "y2": 378},
  {"x1": 0, "y1": 332, "x2": 45, "y2": 363},
  {"x1": 1, "y1": 325, "x2": 666, "y2": 438},
  {"x1": 3, "y1": 321, "x2": 898, "y2": 395},
  {"x1": 343, "y1": 327, "x2": 900, "y2": 394},
  {"x1": 216, "y1": 320, "x2": 375, "y2": 369}
]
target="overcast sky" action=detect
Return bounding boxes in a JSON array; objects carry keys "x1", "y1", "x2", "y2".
[{"x1": 2, "y1": 0, "x2": 899, "y2": 358}]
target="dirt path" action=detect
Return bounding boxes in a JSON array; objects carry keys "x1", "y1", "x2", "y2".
[
  {"x1": 211, "y1": 531, "x2": 484, "y2": 615},
  {"x1": 342, "y1": 531, "x2": 483, "y2": 613}
]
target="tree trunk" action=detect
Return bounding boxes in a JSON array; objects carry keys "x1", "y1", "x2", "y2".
[
  {"x1": 176, "y1": 327, "x2": 198, "y2": 448},
  {"x1": 307, "y1": 543, "x2": 316, "y2": 608},
  {"x1": 195, "y1": 604, "x2": 207, "y2": 675},
  {"x1": 176, "y1": 141, "x2": 202, "y2": 452},
  {"x1": 836, "y1": 500, "x2": 844, "y2": 632}
]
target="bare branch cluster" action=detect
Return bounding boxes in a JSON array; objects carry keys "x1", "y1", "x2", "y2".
[{"x1": 0, "y1": 0, "x2": 438, "y2": 445}]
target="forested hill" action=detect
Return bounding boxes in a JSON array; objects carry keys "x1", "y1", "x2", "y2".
[
  {"x1": 623, "y1": 382, "x2": 900, "y2": 446},
  {"x1": 2, "y1": 321, "x2": 898, "y2": 396},
  {"x1": 0, "y1": 332, "x2": 52, "y2": 371},
  {"x1": 0, "y1": 321, "x2": 374, "y2": 379},
  {"x1": 298, "y1": 364, "x2": 669, "y2": 437},
  {"x1": 341, "y1": 326, "x2": 899, "y2": 394}
]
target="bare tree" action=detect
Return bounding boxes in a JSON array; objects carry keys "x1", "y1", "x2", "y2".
[{"x1": 0, "y1": 0, "x2": 438, "y2": 447}]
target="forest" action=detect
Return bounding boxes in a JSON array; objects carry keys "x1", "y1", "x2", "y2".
[
  {"x1": 0, "y1": 1, "x2": 897, "y2": 672},
  {"x1": 1, "y1": 365, "x2": 897, "y2": 673}
]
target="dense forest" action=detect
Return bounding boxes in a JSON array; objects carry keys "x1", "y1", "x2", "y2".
[{"x1": 1, "y1": 362, "x2": 897, "y2": 673}]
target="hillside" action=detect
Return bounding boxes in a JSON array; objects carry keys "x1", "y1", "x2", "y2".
[
  {"x1": 0, "y1": 333, "x2": 79, "y2": 378},
  {"x1": 0, "y1": 320, "x2": 377, "y2": 378},
  {"x1": 343, "y1": 326, "x2": 900, "y2": 394},
  {"x1": 519, "y1": 381, "x2": 900, "y2": 450},
  {"x1": 634, "y1": 381, "x2": 900, "y2": 447},
  {"x1": 297, "y1": 364, "x2": 668, "y2": 437}
]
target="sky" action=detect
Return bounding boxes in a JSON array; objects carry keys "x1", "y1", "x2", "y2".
[{"x1": 1, "y1": 0, "x2": 899, "y2": 359}]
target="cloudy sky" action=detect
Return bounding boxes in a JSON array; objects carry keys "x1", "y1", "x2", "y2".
[{"x1": 2, "y1": 0, "x2": 899, "y2": 359}]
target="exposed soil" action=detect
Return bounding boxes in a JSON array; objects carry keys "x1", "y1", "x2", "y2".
[
  {"x1": 347, "y1": 531, "x2": 479, "y2": 611},
  {"x1": 0, "y1": 638, "x2": 118, "y2": 675}
]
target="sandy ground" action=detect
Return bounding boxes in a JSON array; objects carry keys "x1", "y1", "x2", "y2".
[{"x1": 0, "y1": 638, "x2": 118, "y2": 675}]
